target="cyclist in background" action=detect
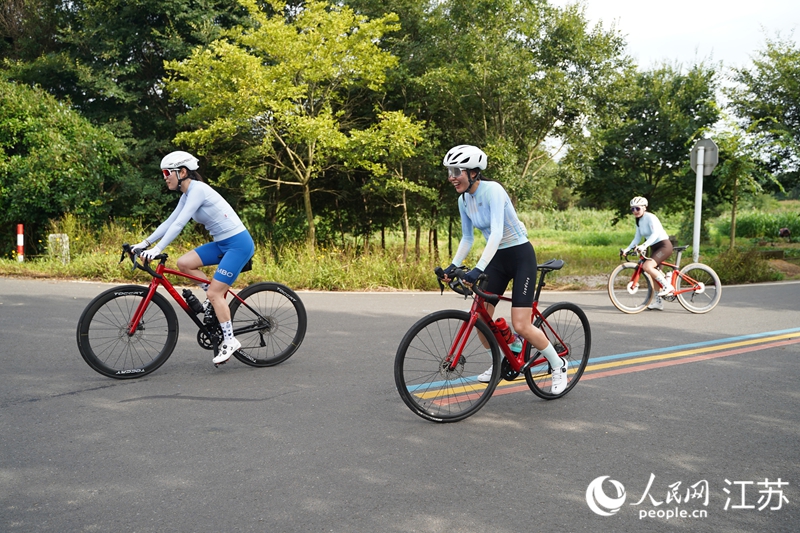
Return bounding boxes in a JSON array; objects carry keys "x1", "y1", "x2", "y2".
[
  {"x1": 440, "y1": 144, "x2": 567, "y2": 392},
  {"x1": 621, "y1": 196, "x2": 674, "y2": 310},
  {"x1": 131, "y1": 151, "x2": 255, "y2": 364}
]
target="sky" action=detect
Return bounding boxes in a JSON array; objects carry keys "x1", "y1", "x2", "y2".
[{"x1": 550, "y1": 0, "x2": 799, "y2": 70}]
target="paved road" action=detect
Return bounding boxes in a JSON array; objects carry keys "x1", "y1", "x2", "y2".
[{"x1": 1, "y1": 277, "x2": 798, "y2": 532}]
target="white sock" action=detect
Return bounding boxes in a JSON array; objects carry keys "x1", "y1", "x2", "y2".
[
  {"x1": 539, "y1": 343, "x2": 562, "y2": 369},
  {"x1": 220, "y1": 320, "x2": 234, "y2": 342},
  {"x1": 655, "y1": 274, "x2": 669, "y2": 288}
]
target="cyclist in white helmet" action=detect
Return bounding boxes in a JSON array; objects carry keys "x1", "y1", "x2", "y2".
[
  {"x1": 131, "y1": 150, "x2": 255, "y2": 364},
  {"x1": 621, "y1": 196, "x2": 674, "y2": 310},
  {"x1": 440, "y1": 144, "x2": 568, "y2": 392}
]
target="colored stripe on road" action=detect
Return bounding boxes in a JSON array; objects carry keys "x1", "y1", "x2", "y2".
[{"x1": 492, "y1": 328, "x2": 800, "y2": 397}]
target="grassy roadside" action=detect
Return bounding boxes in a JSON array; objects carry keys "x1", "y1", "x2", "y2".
[{"x1": 2, "y1": 207, "x2": 799, "y2": 290}]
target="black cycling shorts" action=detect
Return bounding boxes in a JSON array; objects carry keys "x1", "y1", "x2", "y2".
[{"x1": 483, "y1": 242, "x2": 537, "y2": 308}]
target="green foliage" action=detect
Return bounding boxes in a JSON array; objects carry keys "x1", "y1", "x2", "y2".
[
  {"x1": 4, "y1": 207, "x2": 795, "y2": 287},
  {"x1": 2, "y1": 0, "x2": 249, "y2": 222},
  {"x1": 714, "y1": 211, "x2": 800, "y2": 239},
  {"x1": 0, "y1": 79, "x2": 133, "y2": 254},
  {"x1": 727, "y1": 36, "x2": 800, "y2": 193},
  {"x1": 706, "y1": 248, "x2": 783, "y2": 284},
  {"x1": 570, "y1": 62, "x2": 720, "y2": 219},
  {"x1": 413, "y1": 0, "x2": 627, "y2": 198},
  {"x1": 167, "y1": 0, "x2": 410, "y2": 246}
]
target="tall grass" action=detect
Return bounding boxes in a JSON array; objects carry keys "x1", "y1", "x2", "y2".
[
  {"x1": 1, "y1": 207, "x2": 793, "y2": 289},
  {"x1": 714, "y1": 210, "x2": 800, "y2": 240}
]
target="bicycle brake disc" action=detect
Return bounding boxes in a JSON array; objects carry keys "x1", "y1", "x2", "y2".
[
  {"x1": 501, "y1": 359, "x2": 519, "y2": 381},
  {"x1": 439, "y1": 357, "x2": 465, "y2": 379}
]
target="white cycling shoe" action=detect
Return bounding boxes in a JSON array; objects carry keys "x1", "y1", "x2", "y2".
[
  {"x1": 657, "y1": 283, "x2": 675, "y2": 297},
  {"x1": 648, "y1": 296, "x2": 664, "y2": 310},
  {"x1": 550, "y1": 358, "x2": 568, "y2": 394},
  {"x1": 213, "y1": 338, "x2": 241, "y2": 365}
]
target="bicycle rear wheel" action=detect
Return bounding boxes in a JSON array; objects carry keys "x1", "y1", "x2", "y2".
[
  {"x1": 608, "y1": 263, "x2": 654, "y2": 314},
  {"x1": 675, "y1": 263, "x2": 722, "y2": 314},
  {"x1": 76, "y1": 285, "x2": 178, "y2": 379},
  {"x1": 229, "y1": 282, "x2": 307, "y2": 367},
  {"x1": 524, "y1": 302, "x2": 591, "y2": 399},
  {"x1": 394, "y1": 310, "x2": 500, "y2": 423}
]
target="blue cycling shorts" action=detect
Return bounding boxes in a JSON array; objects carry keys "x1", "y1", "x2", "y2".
[{"x1": 194, "y1": 230, "x2": 255, "y2": 285}]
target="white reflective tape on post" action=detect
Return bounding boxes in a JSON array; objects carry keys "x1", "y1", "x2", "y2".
[{"x1": 17, "y1": 224, "x2": 24, "y2": 262}]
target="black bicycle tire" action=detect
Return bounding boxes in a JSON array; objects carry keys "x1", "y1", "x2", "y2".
[
  {"x1": 608, "y1": 263, "x2": 654, "y2": 314},
  {"x1": 394, "y1": 309, "x2": 500, "y2": 423},
  {"x1": 228, "y1": 282, "x2": 307, "y2": 367},
  {"x1": 676, "y1": 263, "x2": 722, "y2": 314},
  {"x1": 76, "y1": 285, "x2": 178, "y2": 379},
  {"x1": 524, "y1": 301, "x2": 591, "y2": 399}
]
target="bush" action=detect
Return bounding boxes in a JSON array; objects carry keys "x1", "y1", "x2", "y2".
[{"x1": 706, "y1": 248, "x2": 783, "y2": 284}]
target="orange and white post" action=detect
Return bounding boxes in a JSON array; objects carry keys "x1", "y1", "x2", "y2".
[{"x1": 16, "y1": 224, "x2": 24, "y2": 262}]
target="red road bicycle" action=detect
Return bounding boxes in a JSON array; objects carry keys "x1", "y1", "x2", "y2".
[
  {"x1": 76, "y1": 244, "x2": 306, "y2": 378},
  {"x1": 394, "y1": 260, "x2": 591, "y2": 423},
  {"x1": 608, "y1": 244, "x2": 722, "y2": 314}
]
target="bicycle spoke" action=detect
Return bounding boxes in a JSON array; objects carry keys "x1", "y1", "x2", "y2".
[{"x1": 395, "y1": 311, "x2": 498, "y2": 422}]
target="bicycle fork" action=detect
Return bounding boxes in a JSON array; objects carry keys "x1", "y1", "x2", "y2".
[{"x1": 445, "y1": 314, "x2": 480, "y2": 372}]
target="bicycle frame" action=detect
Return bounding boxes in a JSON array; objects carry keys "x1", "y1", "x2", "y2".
[
  {"x1": 445, "y1": 272, "x2": 567, "y2": 375},
  {"x1": 126, "y1": 258, "x2": 247, "y2": 338},
  {"x1": 630, "y1": 246, "x2": 699, "y2": 297}
]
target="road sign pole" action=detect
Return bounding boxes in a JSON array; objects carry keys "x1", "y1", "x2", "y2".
[{"x1": 692, "y1": 147, "x2": 704, "y2": 262}]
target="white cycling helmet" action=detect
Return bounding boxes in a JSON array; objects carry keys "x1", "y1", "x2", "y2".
[
  {"x1": 160, "y1": 150, "x2": 199, "y2": 170},
  {"x1": 630, "y1": 196, "x2": 648, "y2": 207},
  {"x1": 443, "y1": 145, "x2": 487, "y2": 170}
]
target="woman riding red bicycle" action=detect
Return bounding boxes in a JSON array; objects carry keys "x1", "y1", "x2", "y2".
[
  {"x1": 440, "y1": 144, "x2": 567, "y2": 392},
  {"x1": 621, "y1": 196, "x2": 674, "y2": 310},
  {"x1": 131, "y1": 150, "x2": 255, "y2": 364}
]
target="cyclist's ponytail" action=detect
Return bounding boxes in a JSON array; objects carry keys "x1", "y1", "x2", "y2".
[{"x1": 187, "y1": 169, "x2": 205, "y2": 183}]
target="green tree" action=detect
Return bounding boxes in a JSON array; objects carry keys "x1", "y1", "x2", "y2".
[
  {"x1": 711, "y1": 127, "x2": 763, "y2": 249},
  {"x1": 413, "y1": 0, "x2": 627, "y2": 205},
  {"x1": 348, "y1": 110, "x2": 433, "y2": 260},
  {"x1": 727, "y1": 36, "x2": 800, "y2": 196},
  {"x1": 2, "y1": 0, "x2": 250, "y2": 218},
  {"x1": 0, "y1": 78, "x2": 131, "y2": 254},
  {"x1": 166, "y1": 0, "x2": 407, "y2": 247},
  {"x1": 572, "y1": 62, "x2": 720, "y2": 219}
]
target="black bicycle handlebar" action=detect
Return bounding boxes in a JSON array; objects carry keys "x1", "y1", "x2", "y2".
[
  {"x1": 620, "y1": 249, "x2": 652, "y2": 262},
  {"x1": 120, "y1": 243, "x2": 164, "y2": 279},
  {"x1": 433, "y1": 266, "x2": 499, "y2": 306}
]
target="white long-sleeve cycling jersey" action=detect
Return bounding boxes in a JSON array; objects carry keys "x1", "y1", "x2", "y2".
[
  {"x1": 625, "y1": 212, "x2": 669, "y2": 251},
  {"x1": 451, "y1": 181, "x2": 529, "y2": 271},
  {"x1": 146, "y1": 181, "x2": 245, "y2": 250}
]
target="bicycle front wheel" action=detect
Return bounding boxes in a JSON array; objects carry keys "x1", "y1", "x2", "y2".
[
  {"x1": 76, "y1": 285, "x2": 178, "y2": 379},
  {"x1": 394, "y1": 310, "x2": 500, "y2": 423},
  {"x1": 608, "y1": 263, "x2": 654, "y2": 314},
  {"x1": 676, "y1": 263, "x2": 722, "y2": 314},
  {"x1": 229, "y1": 282, "x2": 307, "y2": 367},
  {"x1": 524, "y1": 302, "x2": 591, "y2": 399}
]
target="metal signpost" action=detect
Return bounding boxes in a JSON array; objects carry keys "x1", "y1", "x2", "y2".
[{"x1": 689, "y1": 138, "x2": 719, "y2": 262}]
